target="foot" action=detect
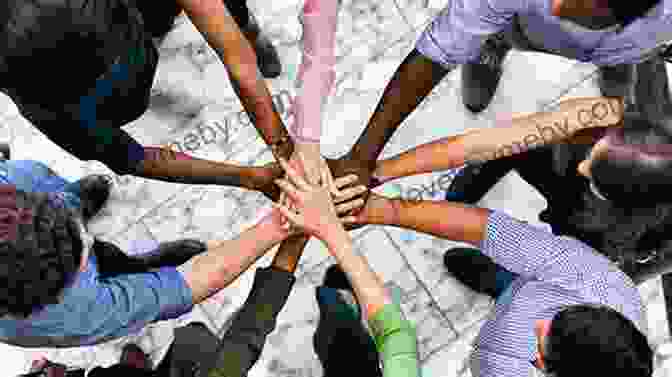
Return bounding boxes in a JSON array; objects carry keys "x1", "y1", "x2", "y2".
[
  {"x1": 120, "y1": 343, "x2": 151, "y2": 371},
  {"x1": 318, "y1": 264, "x2": 360, "y2": 319},
  {"x1": 461, "y1": 33, "x2": 510, "y2": 114},
  {"x1": 249, "y1": 162, "x2": 284, "y2": 201},
  {"x1": 443, "y1": 247, "x2": 514, "y2": 299},
  {"x1": 341, "y1": 191, "x2": 393, "y2": 230},
  {"x1": 78, "y1": 175, "x2": 112, "y2": 222},
  {"x1": 0, "y1": 143, "x2": 10, "y2": 160},
  {"x1": 132, "y1": 239, "x2": 208, "y2": 269},
  {"x1": 241, "y1": 13, "x2": 282, "y2": 78}
]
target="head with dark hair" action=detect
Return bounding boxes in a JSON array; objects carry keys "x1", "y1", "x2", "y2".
[
  {"x1": 585, "y1": 115, "x2": 672, "y2": 206},
  {"x1": 539, "y1": 304, "x2": 653, "y2": 377},
  {"x1": 0, "y1": 0, "x2": 137, "y2": 103},
  {"x1": 550, "y1": 0, "x2": 661, "y2": 29},
  {"x1": 607, "y1": 0, "x2": 662, "y2": 26},
  {"x1": 0, "y1": 189, "x2": 83, "y2": 318}
]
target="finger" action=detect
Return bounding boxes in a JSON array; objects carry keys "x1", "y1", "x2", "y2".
[
  {"x1": 279, "y1": 157, "x2": 312, "y2": 192},
  {"x1": 274, "y1": 179, "x2": 302, "y2": 203},
  {"x1": 273, "y1": 203, "x2": 304, "y2": 228},
  {"x1": 340, "y1": 216, "x2": 358, "y2": 225},
  {"x1": 334, "y1": 185, "x2": 368, "y2": 204},
  {"x1": 335, "y1": 199, "x2": 365, "y2": 214},
  {"x1": 333, "y1": 174, "x2": 359, "y2": 189},
  {"x1": 323, "y1": 169, "x2": 343, "y2": 196}
]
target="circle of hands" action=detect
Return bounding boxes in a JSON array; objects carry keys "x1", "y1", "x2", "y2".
[{"x1": 263, "y1": 151, "x2": 381, "y2": 238}]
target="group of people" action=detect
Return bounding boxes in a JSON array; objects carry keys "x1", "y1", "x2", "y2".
[{"x1": 3, "y1": 0, "x2": 672, "y2": 376}]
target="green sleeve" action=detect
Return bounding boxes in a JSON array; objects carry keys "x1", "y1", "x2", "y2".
[{"x1": 368, "y1": 303, "x2": 420, "y2": 377}]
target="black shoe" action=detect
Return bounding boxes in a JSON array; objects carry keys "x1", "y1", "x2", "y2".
[
  {"x1": 598, "y1": 64, "x2": 635, "y2": 98},
  {"x1": 445, "y1": 160, "x2": 512, "y2": 204},
  {"x1": 241, "y1": 13, "x2": 282, "y2": 78},
  {"x1": 461, "y1": 33, "x2": 511, "y2": 114},
  {"x1": 323, "y1": 264, "x2": 353, "y2": 291},
  {"x1": 0, "y1": 143, "x2": 10, "y2": 160},
  {"x1": 317, "y1": 264, "x2": 359, "y2": 320},
  {"x1": 134, "y1": 239, "x2": 208, "y2": 269},
  {"x1": 78, "y1": 175, "x2": 112, "y2": 221},
  {"x1": 443, "y1": 247, "x2": 509, "y2": 299}
]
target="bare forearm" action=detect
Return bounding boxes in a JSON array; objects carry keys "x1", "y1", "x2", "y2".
[
  {"x1": 349, "y1": 49, "x2": 453, "y2": 163},
  {"x1": 137, "y1": 148, "x2": 259, "y2": 187},
  {"x1": 366, "y1": 195, "x2": 489, "y2": 245},
  {"x1": 373, "y1": 96, "x2": 623, "y2": 181},
  {"x1": 271, "y1": 235, "x2": 310, "y2": 273},
  {"x1": 373, "y1": 135, "x2": 466, "y2": 182},
  {"x1": 183, "y1": 220, "x2": 287, "y2": 303},
  {"x1": 324, "y1": 229, "x2": 390, "y2": 319},
  {"x1": 177, "y1": 0, "x2": 292, "y2": 156}
]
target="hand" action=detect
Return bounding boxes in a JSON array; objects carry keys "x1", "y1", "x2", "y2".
[
  {"x1": 340, "y1": 191, "x2": 394, "y2": 230},
  {"x1": 325, "y1": 153, "x2": 376, "y2": 214},
  {"x1": 274, "y1": 154, "x2": 367, "y2": 241},
  {"x1": 291, "y1": 142, "x2": 341, "y2": 195},
  {"x1": 250, "y1": 162, "x2": 285, "y2": 201}
]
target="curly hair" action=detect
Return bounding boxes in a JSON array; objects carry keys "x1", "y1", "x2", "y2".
[
  {"x1": 0, "y1": 0, "x2": 141, "y2": 104},
  {"x1": 0, "y1": 190, "x2": 83, "y2": 318}
]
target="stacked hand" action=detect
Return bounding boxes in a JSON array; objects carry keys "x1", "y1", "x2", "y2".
[{"x1": 272, "y1": 155, "x2": 368, "y2": 241}]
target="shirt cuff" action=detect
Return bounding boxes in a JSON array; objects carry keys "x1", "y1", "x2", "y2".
[
  {"x1": 236, "y1": 266, "x2": 296, "y2": 321},
  {"x1": 156, "y1": 267, "x2": 195, "y2": 321},
  {"x1": 367, "y1": 302, "x2": 417, "y2": 356}
]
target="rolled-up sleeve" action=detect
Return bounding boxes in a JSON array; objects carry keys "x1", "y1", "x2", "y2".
[
  {"x1": 415, "y1": 0, "x2": 524, "y2": 67},
  {"x1": 368, "y1": 303, "x2": 419, "y2": 377},
  {"x1": 92, "y1": 266, "x2": 194, "y2": 338}
]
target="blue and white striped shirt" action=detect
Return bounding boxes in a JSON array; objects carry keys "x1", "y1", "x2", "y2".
[
  {"x1": 416, "y1": 0, "x2": 672, "y2": 67},
  {"x1": 470, "y1": 211, "x2": 646, "y2": 377}
]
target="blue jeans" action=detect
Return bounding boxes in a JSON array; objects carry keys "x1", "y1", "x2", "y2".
[{"x1": 0, "y1": 160, "x2": 83, "y2": 210}]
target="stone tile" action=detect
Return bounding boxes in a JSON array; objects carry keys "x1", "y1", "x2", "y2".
[
  {"x1": 431, "y1": 276, "x2": 494, "y2": 334},
  {"x1": 420, "y1": 322, "x2": 483, "y2": 377}
]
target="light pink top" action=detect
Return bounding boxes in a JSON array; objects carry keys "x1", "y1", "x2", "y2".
[{"x1": 289, "y1": 0, "x2": 338, "y2": 143}]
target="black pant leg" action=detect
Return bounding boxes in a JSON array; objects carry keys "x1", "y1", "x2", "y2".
[{"x1": 223, "y1": 0, "x2": 251, "y2": 29}]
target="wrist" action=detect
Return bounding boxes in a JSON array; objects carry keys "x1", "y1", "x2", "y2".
[
  {"x1": 256, "y1": 209, "x2": 290, "y2": 242},
  {"x1": 323, "y1": 227, "x2": 351, "y2": 254},
  {"x1": 295, "y1": 141, "x2": 321, "y2": 153},
  {"x1": 270, "y1": 134, "x2": 295, "y2": 161}
]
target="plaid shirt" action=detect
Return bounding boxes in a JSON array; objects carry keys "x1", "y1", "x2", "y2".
[{"x1": 470, "y1": 211, "x2": 646, "y2": 377}]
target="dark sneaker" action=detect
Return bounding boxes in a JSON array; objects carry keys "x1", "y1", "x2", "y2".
[
  {"x1": 0, "y1": 143, "x2": 10, "y2": 160},
  {"x1": 134, "y1": 239, "x2": 208, "y2": 269},
  {"x1": 78, "y1": 175, "x2": 112, "y2": 221},
  {"x1": 120, "y1": 343, "x2": 151, "y2": 371},
  {"x1": 461, "y1": 33, "x2": 511, "y2": 114},
  {"x1": 443, "y1": 247, "x2": 516, "y2": 299},
  {"x1": 241, "y1": 13, "x2": 282, "y2": 78},
  {"x1": 445, "y1": 154, "x2": 518, "y2": 204},
  {"x1": 317, "y1": 264, "x2": 360, "y2": 320}
]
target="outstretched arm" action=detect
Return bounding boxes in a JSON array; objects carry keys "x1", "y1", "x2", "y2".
[
  {"x1": 207, "y1": 235, "x2": 310, "y2": 377},
  {"x1": 347, "y1": 192, "x2": 618, "y2": 285},
  {"x1": 288, "y1": 0, "x2": 340, "y2": 190},
  {"x1": 176, "y1": 0, "x2": 293, "y2": 159},
  {"x1": 372, "y1": 96, "x2": 623, "y2": 184},
  {"x1": 348, "y1": 49, "x2": 452, "y2": 166}
]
